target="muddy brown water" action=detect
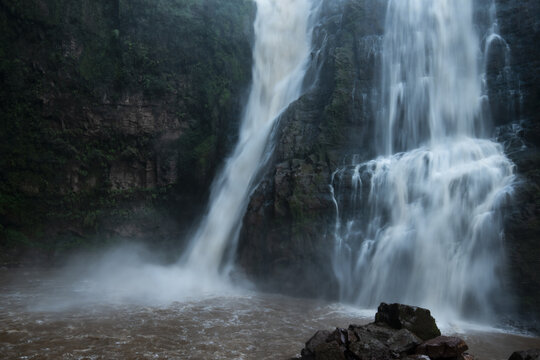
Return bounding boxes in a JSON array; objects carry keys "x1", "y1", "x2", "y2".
[{"x1": 1, "y1": 269, "x2": 539, "y2": 359}]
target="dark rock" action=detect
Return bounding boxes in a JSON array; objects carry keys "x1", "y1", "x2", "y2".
[
  {"x1": 485, "y1": 0, "x2": 540, "y2": 324},
  {"x1": 375, "y1": 303, "x2": 441, "y2": 341},
  {"x1": 299, "y1": 307, "x2": 479, "y2": 360},
  {"x1": 348, "y1": 326, "x2": 392, "y2": 360},
  {"x1": 327, "y1": 328, "x2": 349, "y2": 346},
  {"x1": 302, "y1": 330, "x2": 332, "y2": 357},
  {"x1": 387, "y1": 329, "x2": 423, "y2": 355},
  {"x1": 0, "y1": 0, "x2": 256, "y2": 258},
  {"x1": 236, "y1": 0, "x2": 387, "y2": 298},
  {"x1": 508, "y1": 349, "x2": 540, "y2": 360},
  {"x1": 362, "y1": 323, "x2": 399, "y2": 342},
  {"x1": 416, "y1": 336, "x2": 468, "y2": 359},
  {"x1": 312, "y1": 341, "x2": 347, "y2": 360}
]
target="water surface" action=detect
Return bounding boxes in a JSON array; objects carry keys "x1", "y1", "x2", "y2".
[{"x1": 1, "y1": 269, "x2": 539, "y2": 359}]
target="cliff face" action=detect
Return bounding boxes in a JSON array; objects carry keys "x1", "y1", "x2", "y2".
[
  {"x1": 0, "y1": 0, "x2": 254, "y2": 261},
  {"x1": 492, "y1": 0, "x2": 540, "y2": 322},
  {"x1": 237, "y1": 0, "x2": 387, "y2": 296}
]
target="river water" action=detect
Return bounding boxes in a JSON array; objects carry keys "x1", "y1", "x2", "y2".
[{"x1": 1, "y1": 269, "x2": 539, "y2": 360}]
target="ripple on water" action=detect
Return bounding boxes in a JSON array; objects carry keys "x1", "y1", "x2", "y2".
[{"x1": 0, "y1": 269, "x2": 539, "y2": 359}]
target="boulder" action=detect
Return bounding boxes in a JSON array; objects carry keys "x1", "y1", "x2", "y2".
[
  {"x1": 387, "y1": 329, "x2": 423, "y2": 355},
  {"x1": 298, "y1": 305, "x2": 474, "y2": 360},
  {"x1": 300, "y1": 329, "x2": 349, "y2": 360},
  {"x1": 302, "y1": 330, "x2": 331, "y2": 357},
  {"x1": 416, "y1": 336, "x2": 468, "y2": 359},
  {"x1": 375, "y1": 303, "x2": 441, "y2": 340},
  {"x1": 348, "y1": 326, "x2": 393, "y2": 359},
  {"x1": 327, "y1": 328, "x2": 349, "y2": 346},
  {"x1": 508, "y1": 349, "x2": 540, "y2": 360},
  {"x1": 309, "y1": 341, "x2": 346, "y2": 360}
]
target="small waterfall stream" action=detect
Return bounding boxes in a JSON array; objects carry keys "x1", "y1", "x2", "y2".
[
  {"x1": 182, "y1": 0, "x2": 316, "y2": 277},
  {"x1": 331, "y1": 0, "x2": 516, "y2": 321}
]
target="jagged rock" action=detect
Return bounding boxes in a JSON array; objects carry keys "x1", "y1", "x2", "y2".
[
  {"x1": 298, "y1": 305, "x2": 477, "y2": 360},
  {"x1": 302, "y1": 330, "x2": 332, "y2": 357},
  {"x1": 508, "y1": 349, "x2": 540, "y2": 360},
  {"x1": 363, "y1": 323, "x2": 401, "y2": 342},
  {"x1": 327, "y1": 328, "x2": 349, "y2": 346},
  {"x1": 311, "y1": 341, "x2": 347, "y2": 360},
  {"x1": 348, "y1": 326, "x2": 393, "y2": 359},
  {"x1": 375, "y1": 303, "x2": 441, "y2": 341},
  {"x1": 415, "y1": 336, "x2": 468, "y2": 359},
  {"x1": 387, "y1": 329, "x2": 423, "y2": 355}
]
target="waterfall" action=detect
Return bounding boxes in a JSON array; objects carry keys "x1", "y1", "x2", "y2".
[
  {"x1": 181, "y1": 0, "x2": 316, "y2": 277},
  {"x1": 331, "y1": 0, "x2": 515, "y2": 321}
]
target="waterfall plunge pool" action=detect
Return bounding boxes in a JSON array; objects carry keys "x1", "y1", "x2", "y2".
[{"x1": 1, "y1": 268, "x2": 538, "y2": 360}]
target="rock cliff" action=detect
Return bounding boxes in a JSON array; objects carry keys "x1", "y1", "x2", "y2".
[
  {"x1": 492, "y1": 0, "x2": 540, "y2": 325},
  {"x1": 238, "y1": 0, "x2": 386, "y2": 296},
  {"x1": 0, "y1": 0, "x2": 254, "y2": 261}
]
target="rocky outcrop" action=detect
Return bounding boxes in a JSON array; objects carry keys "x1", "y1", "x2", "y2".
[
  {"x1": 298, "y1": 303, "x2": 473, "y2": 360},
  {"x1": 237, "y1": 0, "x2": 386, "y2": 297},
  {"x1": 374, "y1": 303, "x2": 441, "y2": 341},
  {"x1": 491, "y1": 0, "x2": 540, "y2": 324},
  {"x1": 415, "y1": 337, "x2": 469, "y2": 359},
  {"x1": 508, "y1": 349, "x2": 540, "y2": 360}
]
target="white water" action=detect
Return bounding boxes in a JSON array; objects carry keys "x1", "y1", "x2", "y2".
[
  {"x1": 332, "y1": 0, "x2": 515, "y2": 321},
  {"x1": 182, "y1": 0, "x2": 316, "y2": 278}
]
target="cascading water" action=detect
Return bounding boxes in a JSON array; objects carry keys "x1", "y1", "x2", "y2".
[
  {"x1": 331, "y1": 0, "x2": 515, "y2": 321},
  {"x1": 182, "y1": 0, "x2": 316, "y2": 278}
]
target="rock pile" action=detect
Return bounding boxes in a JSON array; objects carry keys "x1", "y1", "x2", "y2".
[
  {"x1": 508, "y1": 349, "x2": 540, "y2": 360},
  {"x1": 298, "y1": 303, "x2": 472, "y2": 360}
]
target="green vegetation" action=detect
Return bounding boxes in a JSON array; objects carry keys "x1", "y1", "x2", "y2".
[{"x1": 0, "y1": 0, "x2": 254, "y2": 259}]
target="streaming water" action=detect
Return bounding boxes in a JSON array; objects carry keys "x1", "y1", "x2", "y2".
[
  {"x1": 181, "y1": 0, "x2": 316, "y2": 277},
  {"x1": 1, "y1": 269, "x2": 539, "y2": 360},
  {"x1": 331, "y1": 0, "x2": 516, "y2": 321}
]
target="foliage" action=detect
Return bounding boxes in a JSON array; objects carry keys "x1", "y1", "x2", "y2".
[{"x1": 0, "y1": 0, "x2": 254, "y2": 257}]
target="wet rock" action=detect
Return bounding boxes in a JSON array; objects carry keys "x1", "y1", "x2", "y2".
[
  {"x1": 236, "y1": 0, "x2": 387, "y2": 298},
  {"x1": 301, "y1": 328, "x2": 351, "y2": 360},
  {"x1": 302, "y1": 330, "x2": 332, "y2": 357},
  {"x1": 387, "y1": 329, "x2": 423, "y2": 355},
  {"x1": 298, "y1": 305, "x2": 475, "y2": 360},
  {"x1": 363, "y1": 323, "x2": 401, "y2": 342},
  {"x1": 415, "y1": 336, "x2": 468, "y2": 359},
  {"x1": 312, "y1": 341, "x2": 347, "y2": 360},
  {"x1": 348, "y1": 326, "x2": 393, "y2": 359},
  {"x1": 508, "y1": 349, "x2": 540, "y2": 360},
  {"x1": 327, "y1": 328, "x2": 349, "y2": 346},
  {"x1": 375, "y1": 303, "x2": 441, "y2": 340}
]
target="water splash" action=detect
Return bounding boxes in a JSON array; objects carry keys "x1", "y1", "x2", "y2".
[
  {"x1": 332, "y1": 0, "x2": 515, "y2": 321},
  {"x1": 181, "y1": 0, "x2": 317, "y2": 279}
]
